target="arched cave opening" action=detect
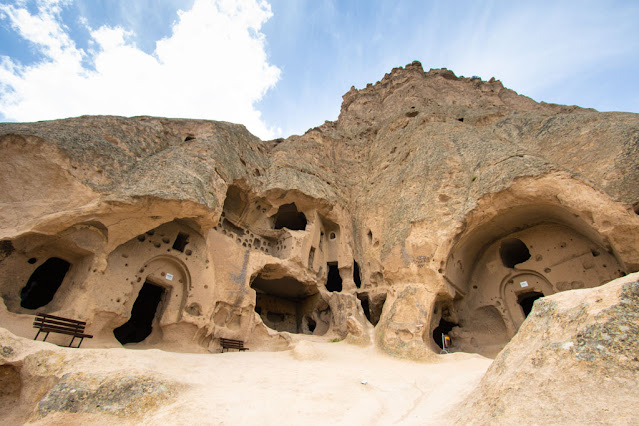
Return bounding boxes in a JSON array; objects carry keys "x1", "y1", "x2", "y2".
[
  {"x1": 432, "y1": 318, "x2": 458, "y2": 349},
  {"x1": 445, "y1": 205, "x2": 628, "y2": 356},
  {"x1": 251, "y1": 270, "x2": 328, "y2": 335},
  {"x1": 326, "y1": 263, "x2": 342, "y2": 292},
  {"x1": 273, "y1": 203, "x2": 307, "y2": 230},
  {"x1": 20, "y1": 257, "x2": 71, "y2": 309},
  {"x1": 517, "y1": 291, "x2": 545, "y2": 317},
  {"x1": 353, "y1": 261, "x2": 362, "y2": 288},
  {"x1": 113, "y1": 281, "x2": 165, "y2": 345},
  {"x1": 500, "y1": 238, "x2": 531, "y2": 268}
]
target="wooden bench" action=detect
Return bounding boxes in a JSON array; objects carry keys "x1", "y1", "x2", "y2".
[
  {"x1": 220, "y1": 337, "x2": 249, "y2": 352},
  {"x1": 33, "y1": 313, "x2": 93, "y2": 348}
]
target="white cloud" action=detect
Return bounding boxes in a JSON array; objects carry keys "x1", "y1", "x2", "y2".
[{"x1": 0, "y1": 0, "x2": 281, "y2": 139}]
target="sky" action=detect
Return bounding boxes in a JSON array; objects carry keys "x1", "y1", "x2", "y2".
[{"x1": 1, "y1": 0, "x2": 638, "y2": 140}]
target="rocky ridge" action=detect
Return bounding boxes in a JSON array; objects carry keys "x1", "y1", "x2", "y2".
[{"x1": 0, "y1": 61, "x2": 638, "y2": 361}]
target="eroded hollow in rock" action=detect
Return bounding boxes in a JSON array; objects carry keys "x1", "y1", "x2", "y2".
[
  {"x1": 357, "y1": 292, "x2": 385, "y2": 326},
  {"x1": 0, "y1": 365, "x2": 21, "y2": 413},
  {"x1": 444, "y1": 205, "x2": 626, "y2": 356},
  {"x1": 358, "y1": 293, "x2": 370, "y2": 322},
  {"x1": 353, "y1": 261, "x2": 362, "y2": 288},
  {"x1": 114, "y1": 281, "x2": 165, "y2": 345},
  {"x1": 500, "y1": 238, "x2": 530, "y2": 268},
  {"x1": 273, "y1": 203, "x2": 307, "y2": 230},
  {"x1": 20, "y1": 257, "x2": 70, "y2": 309},
  {"x1": 251, "y1": 270, "x2": 329, "y2": 335},
  {"x1": 326, "y1": 262, "x2": 342, "y2": 292},
  {"x1": 517, "y1": 291, "x2": 544, "y2": 317}
]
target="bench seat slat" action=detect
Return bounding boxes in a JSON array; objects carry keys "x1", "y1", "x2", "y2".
[{"x1": 38, "y1": 326, "x2": 93, "y2": 338}]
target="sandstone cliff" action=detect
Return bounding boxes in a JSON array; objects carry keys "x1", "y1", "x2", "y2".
[{"x1": 0, "y1": 61, "x2": 638, "y2": 359}]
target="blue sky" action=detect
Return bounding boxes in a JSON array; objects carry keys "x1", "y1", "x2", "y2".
[{"x1": 1, "y1": 0, "x2": 638, "y2": 139}]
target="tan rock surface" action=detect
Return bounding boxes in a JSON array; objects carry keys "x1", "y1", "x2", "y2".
[{"x1": 450, "y1": 272, "x2": 639, "y2": 424}]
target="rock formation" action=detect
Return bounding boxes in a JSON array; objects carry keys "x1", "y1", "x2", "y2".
[
  {"x1": 0, "y1": 61, "x2": 638, "y2": 358},
  {"x1": 451, "y1": 273, "x2": 639, "y2": 424}
]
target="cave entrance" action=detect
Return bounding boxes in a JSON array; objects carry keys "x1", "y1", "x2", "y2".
[
  {"x1": 172, "y1": 232, "x2": 189, "y2": 252},
  {"x1": 251, "y1": 270, "x2": 328, "y2": 335},
  {"x1": 273, "y1": 203, "x2": 307, "y2": 230},
  {"x1": 20, "y1": 257, "x2": 71, "y2": 309},
  {"x1": 113, "y1": 281, "x2": 165, "y2": 345},
  {"x1": 517, "y1": 291, "x2": 544, "y2": 317},
  {"x1": 357, "y1": 292, "x2": 385, "y2": 326},
  {"x1": 432, "y1": 318, "x2": 458, "y2": 349},
  {"x1": 326, "y1": 262, "x2": 342, "y2": 292},
  {"x1": 357, "y1": 293, "x2": 370, "y2": 322},
  {"x1": 353, "y1": 261, "x2": 362, "y2": 288},
  {"x1": 500, "y1": 238, "x2": 531, "y2": 268}
]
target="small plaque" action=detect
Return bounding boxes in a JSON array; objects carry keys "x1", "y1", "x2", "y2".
[
  {"x1": 166, "y1": 273, "x2": 174, "y2": 281},
  {"x1": 520, "y1": 281, "x2": 528, "y2": 288}
]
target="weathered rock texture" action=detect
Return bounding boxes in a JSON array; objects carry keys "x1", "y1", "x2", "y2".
[
  {"x1": 451, "y1": 272, "x2": 639, "y2": 424},
  {"x1": 0, "y1": 61, "x2": 638, "y2": 358}
]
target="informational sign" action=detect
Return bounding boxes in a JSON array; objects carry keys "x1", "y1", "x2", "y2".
[
  {"x1": 166, "y1": 273, "x2": 174, "y2": 281},
  {"x1": 520, "y1": 281, "x2": 528, "y2": 288}
]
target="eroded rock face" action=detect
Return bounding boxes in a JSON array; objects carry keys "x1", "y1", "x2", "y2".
[
  {"x1": 0, "y1": 61, "x2": 638, "y2": 357},
  {"x1": 0, "y1": 328, "x2": 182, "y2": 424},
  {"x1": 450, "y1": 273, "x2": 639, "y2": 424}
]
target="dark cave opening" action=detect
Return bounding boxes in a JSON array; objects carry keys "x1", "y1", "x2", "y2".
[
  {"x1": 357, "y1": 293, "x2": 371, "y2": 323},
  {"x1": 273, "y1": 203, "x2": 307, "y2": 230},
  {"x1": 432, "y1": 318, "x2": 458, "y2": 349},
  {"x1": 500, "y1": 238, "x2": 531, "y2": 268},
  {"x1": 20, "y1": 257, "x2": 71, "y2": 309},
  {"x1": 306, "y1": 316, "x2": 316, "y2": 333},
  {"x1": 517, "y1": 291, "x2": 545, "y2": 317},
  {"x1": 172, "y1": 232, "x2": 189, "y2": 252},
  {"x1": 326, "y1": 263, "x2": 342, "y2": 292},
  {"x1": 251, "y1": 271, "x2": 322, "y2": 335},
  {"x1": 353, "y1": 261, "x2": 362, "y2": 288},
  {"x1": 113, "y1": 281, "x2": 165, "y2": 345}
]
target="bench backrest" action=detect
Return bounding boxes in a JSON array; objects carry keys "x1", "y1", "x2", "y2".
[
  {"x1": 220, "y1": 338, "x2": 245, "y2": 347},
  {"x1": 34, "y1": 313, "x2": 86, "y2": 334}
]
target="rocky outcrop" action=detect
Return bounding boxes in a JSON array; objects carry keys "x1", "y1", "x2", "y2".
[
  {"x1": 451, "y1": 272, "x2": 639, "y2": 424},
  {"x1": 0, "y1": 61, "x2": 638, "y2": 358},
  {"x1": 0, "y1": 328, "x2": 182, "y2": 424}
]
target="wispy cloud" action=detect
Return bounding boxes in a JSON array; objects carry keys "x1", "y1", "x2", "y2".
[{"x1": 0, "y1": 0, "x2": 281, "y2": 139}]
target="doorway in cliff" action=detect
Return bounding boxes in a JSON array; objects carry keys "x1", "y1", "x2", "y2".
[
  {"x1": 432, "y1": 318, "x2": 458, "y2": 349},
  {"x1": 273, "y1": 203, "x2": 307, "y2": 230},
  {"x1": 20, "y1": 257, "x2": 71, "y2": 309},
  {"x1": 326, "y1": 262, "x2": 342, "y2": 292},
  {"x1": 113, "y1": 281, "x2": 165, "y2": 345},
  {"x1": 517, "y1": 291, "x2": 544, "y2": 317}
]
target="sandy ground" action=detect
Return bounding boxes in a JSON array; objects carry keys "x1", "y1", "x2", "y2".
[{"x1": 25, "y1": 336, "x2": 492, "y2": 425}]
